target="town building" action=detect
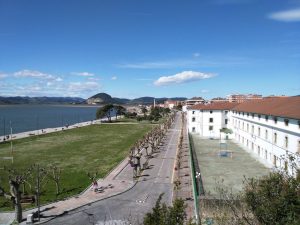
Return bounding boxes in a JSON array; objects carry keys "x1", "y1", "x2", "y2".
[
  {"x1": 185, "y1": 97, "x2": 205, "y2": 106},
  {"x1": 210, "y1": 97, "x2": 228, "y2": 103},
  {"x1": 164, "y1": 100, "x2": 178, "y2": 109},
  {"x1": 228, "y1": 94, "x2": 263, "y2": 103},
  {"x1": 183, "y1": 97, "x2": 206, "y2": 112},
  {"x1": 187, "y1": 96, "x2": 300, "y2": 175}
]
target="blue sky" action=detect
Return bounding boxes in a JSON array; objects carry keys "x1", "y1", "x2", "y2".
[{"x1": 0, "y1": 0, "x2": 299, "y2": 99}]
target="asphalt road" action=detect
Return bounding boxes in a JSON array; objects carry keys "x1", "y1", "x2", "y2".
[{"x1": 45, "y1": 113, "x2": 181, "y2": 225}]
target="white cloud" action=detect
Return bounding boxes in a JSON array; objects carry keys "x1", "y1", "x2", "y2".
[
  {"x1": 67, "y1": 81, "x2": 100, "y2": 93},
  {"x1": 14, "y1": 69, "x2": 56, "y2": 80},
  {"x1": 268, "y1": 8, "x2": 300, "y2": 22},
  {"x1": 0, "y1": 73, "x2": 8, "y2": 79},
  {"x1": 154, "y1": 71, "x2": 216, "y2": 86},
  {"x1": 111, "y1": 76, "x2": 117, "y2": 80},
  {"x1": 71, "y1": 72, "x2": 94, "y2": 77}
]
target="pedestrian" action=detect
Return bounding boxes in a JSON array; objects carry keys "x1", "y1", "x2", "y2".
[{"x1": 93, "y1": 180, "x2": 98, "y2": 190}]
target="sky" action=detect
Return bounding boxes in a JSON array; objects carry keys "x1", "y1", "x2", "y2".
[{"x1": 0, "y1": 0, "x2": 299, "y2": 99}]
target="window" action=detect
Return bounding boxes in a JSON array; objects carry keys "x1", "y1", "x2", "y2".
[
  {"x1": 225, "y1": 119, "x2": 228, "y2": 125},
  {"x1": 273, "y1": 155, "x2": 277, "y2": 167},
  {"x1": 225, "y1": 111, "x2": 228, "y2": 115},
  {"x1": 285, "y1": 136, "x2": 288, "y2": 148},
  {"x1": 284, "y1": 119, "x2": 289, "y2": 126},
  {"x1": 252, "y1": 113, "x2": 254, "y2": 118},
  {"x1": 192, "y1": 127, "x2": 196, "y2": 132},
  {"x1": 265, "y1": 150, "x2": 268, "y2": 159},
  {"x1": 274, "y1": 132, "x2": 277, "y2": 144},
  {"x1": 265, "y1": 130, "x2": 268, "y2": 140},
  {"x1": 209, "y1": 118, "x2": 213, "y2": 123},
  {"x1": 242, "y1": 122, "x2": 244, "y2": 130},
  {"x1": 251, "y1": 125, "x2": 254, "y2": 134},
  {"x1": 298, "y1": 121, "x2": 300, "y2": 129},
  {"x1": 243, "y1": 112, "x2": 245, "y2": 116},
  {"x1": 210, "y1": 110, "x2": 213, "y2": 114},
  {"x1": 298, "y1": 140, "x2": 300, "y2": 153},
  {"x1": 192, "y1": 117, "x2": 196, "y2": 122},
  {"x1": 258, "y1": 114, "x2": 261, "y2": 120},
  {"x1": 192, "y1": 111, "x2": 195, "y2": 114},
  {"x1": 274, "y1": 116, "x2": 278, "y2": 124},
  {"x1": 265, "y1": 115, "x2": 269, "y2": 121},
  {"x1": 247, "y1": 113, "x2": 249, "y2": 117},
  {"x1": 258, "y1": 127, "x2": 261, "y2": 137},
  {"x1": 209, "y1": 126, "x2": 213, "y2": 131},
  {"x1": 247, "y1": 124, "x2": 249, "y2": 132}
]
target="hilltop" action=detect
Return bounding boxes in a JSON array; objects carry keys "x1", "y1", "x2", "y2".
[{"x1": 87, "y1": 93, "x2": 187, "y2": 105}]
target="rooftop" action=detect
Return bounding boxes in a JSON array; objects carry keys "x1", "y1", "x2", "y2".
[
  {"x1": 189, "y1": 102, "x2": 239, "y2": 110},
  {"x1": 233, "y1": 96, "x2": 300, "y2": 120}
]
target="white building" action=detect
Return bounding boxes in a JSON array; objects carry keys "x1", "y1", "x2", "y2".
[
  {"x1": 187, "y1": 97, "x2": 300, "y2": 175},
  {"x1": 187, "y1": 103, "x2": 238, "y2": 138}
]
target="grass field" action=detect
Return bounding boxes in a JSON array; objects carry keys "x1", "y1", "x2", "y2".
[{"x1": 0, "y1": 123, "x2": 153, "y2": 210}]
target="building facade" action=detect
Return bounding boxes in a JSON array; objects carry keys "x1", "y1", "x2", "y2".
[
  {"x1": 228, "y1": 94, "x2": 263, "y2": 103},
  {"x1": 187, "y1": 97, "x2": 300, "y2": 175}
]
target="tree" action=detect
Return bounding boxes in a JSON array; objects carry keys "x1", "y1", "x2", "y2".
[
  {"x1": 96, "y1": 104, "x2": 114, "y2": 122},
  {"x1": 175, "y1": 104, "x2": 182, "y2": 111},
  {"x1": 47, "y1": 164, "x2": 61, "y2": 197},
  {"x1": 114, "y1": 105, "x2": 126, "y2": 120},
  {"x1": 143, "y1": 194, "x2": 187, "y2": 225},
  {"x1": 28, "y1": 164, "x2": 48, "y2": 221},
  {"x1": 150, "y1": 107, "x2": 162, "y2": 122},
  {"x1": 141, "y1": 107, "x2": 148, "y2": 117},
  {"x1": 0, "y1": 166, "x2": 34, "y2": 223},
  {"x1": 243, "y1": 171, "x2": 300, "y2": 225}
]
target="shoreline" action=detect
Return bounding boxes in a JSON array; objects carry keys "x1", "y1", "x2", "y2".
[{"x1": 0, "y1": 116, "x2": 122, "y2": 143}]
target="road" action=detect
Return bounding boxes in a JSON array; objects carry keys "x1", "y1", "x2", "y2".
[{"x1": 45, "y1": 113, "x2": 182, "y2": 225}]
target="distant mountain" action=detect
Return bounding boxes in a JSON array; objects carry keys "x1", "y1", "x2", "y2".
[
  {"x1": 87, "y1": 93, "x2": 131, "y2": 104},
  {"x1": 87, "y1": 93, "x2": 187, "y2": 105},
  {"x1": 0, "y1": 96, "x2": 85, "y2": 105}
]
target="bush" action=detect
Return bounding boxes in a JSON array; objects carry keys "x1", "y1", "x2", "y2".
[
  {"x1": 143, "y1": 194, "x2": 187, "y2": 225},
  {"x1": 243, "y1": 172, "x2": 300, "y2": 225}
]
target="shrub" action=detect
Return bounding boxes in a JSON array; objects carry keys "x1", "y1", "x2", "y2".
[{"x1": 243, "y1": 172, "x2": 300, "y2": 225}]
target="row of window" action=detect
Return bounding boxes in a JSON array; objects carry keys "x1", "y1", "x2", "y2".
[
  {"x1": 237, "y1": 134, "x2": 300, "y2": 169},
  {"x1": 192, "y1": 117, "x2": 228, "y2": 125},
  {"x1": 191, "y1": 110, "x2": 229, "y2": 115},
  {"x1": 237, "y1": 135, "x2": 280, "y2": 167},
  {"x1": 232, "y1": 111, "x2": 299, "y2": 127},
  {"x1": 234, "y1": 119, "x2": 290, "y2": 148},
  {"x1": 191, "y1": 126, "x2": 214, "y2": 132}
]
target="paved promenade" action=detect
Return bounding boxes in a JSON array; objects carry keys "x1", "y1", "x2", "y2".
[{"x1": 0, "y1": 113, "x2": 184, "y2": 225}]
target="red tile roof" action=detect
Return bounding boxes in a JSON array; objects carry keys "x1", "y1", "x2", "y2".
[
  {"x1": 189, "y1": 102, "x2": 239, "y2": 110},
  {"x1": 233, "y1": 96, "x2": 300, "y2": 120}
]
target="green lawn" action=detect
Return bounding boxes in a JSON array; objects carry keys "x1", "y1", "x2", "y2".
[{"x1": 0, "y1": 123, "x2": 153, "y2": 210}]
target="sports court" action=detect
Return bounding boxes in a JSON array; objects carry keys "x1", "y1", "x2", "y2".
[{"x1": 191, "y1": 134, "x2": 270, "y2": 197}]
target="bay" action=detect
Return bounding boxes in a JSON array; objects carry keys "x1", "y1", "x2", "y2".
[{"x1": 0, "y1": 105, "x2": 100, "y2": 136}]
